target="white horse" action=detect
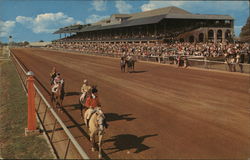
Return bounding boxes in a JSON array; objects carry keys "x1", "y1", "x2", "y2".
[{"x1": 84, "y1": 107, "x2": 107, "y2": 159}]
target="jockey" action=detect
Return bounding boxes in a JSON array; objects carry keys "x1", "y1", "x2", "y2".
[
  {"x1": 52, "y1": 73, "x2": 62, "y2": 93},
  {"x1": 54, "y1": 73, "x2": 61, "y2": 84},
  {"x1": 50, "y1": 67, "x2": 57, "y2": 85},
  {"x1": 80, "y1": 79, "x2": 92, "y2": 102},
  {"x1": 84, "y1": 87, "x2": 102, "y2": 127},
  {"x1": 126, "y1": 54, "x2": 132, "y2": 61}
]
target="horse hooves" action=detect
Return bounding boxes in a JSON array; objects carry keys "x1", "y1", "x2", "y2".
[{"x1": 98, "y1": 154, "x2": 102, "y2": 159}]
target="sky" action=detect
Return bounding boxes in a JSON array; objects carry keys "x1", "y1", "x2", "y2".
[{"x1": 0, "y1": 0, "x2": 249, "y2": 43}]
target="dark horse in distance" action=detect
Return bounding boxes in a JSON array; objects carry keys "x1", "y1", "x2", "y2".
[{"x1": 120, "y1": 55, "x2": 136, "y2": 73}]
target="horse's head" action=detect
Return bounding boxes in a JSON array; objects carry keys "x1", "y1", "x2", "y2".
[
  {"x1": 95, "y1": 108, "x2": 107, "y2": 131},
  {"x1": 55, "y1": 79, "x2": 64, "y2": 95},
  {"x1": 60, "y1": 79, "x2": 65, "y2": 87}
]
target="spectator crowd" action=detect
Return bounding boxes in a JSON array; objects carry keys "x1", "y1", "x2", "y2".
[{"x1": 51, "y1": 41, "x2": 250, "y2": 62}]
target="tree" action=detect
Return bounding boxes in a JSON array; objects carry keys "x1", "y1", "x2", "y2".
[
  {"x1": 239, "y1": 17, "x2": 250, "y2": 42},
  {"x1": 39, "y1": 40, "x2": 44, "y2": 42},
  {"x1": 23, "y1": 41, "x2": 29, "y2": 46}
]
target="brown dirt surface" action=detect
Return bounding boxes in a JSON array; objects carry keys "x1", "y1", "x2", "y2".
[{"x1": 11, "y1": 48, "x2": 250, "y2": 159}]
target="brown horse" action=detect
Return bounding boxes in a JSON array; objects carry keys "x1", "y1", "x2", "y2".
[{"x1": 51, "y1": 79, "x2": 65, "y2": 111}]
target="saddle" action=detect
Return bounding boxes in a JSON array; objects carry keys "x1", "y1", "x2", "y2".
[{"x1": 86, "y1": 109, "x2": 108, "y2": 129}]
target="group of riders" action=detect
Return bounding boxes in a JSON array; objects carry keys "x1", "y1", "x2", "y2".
[
  {"x1": 49, "y1": 67, "x2": 108, "y2": 128},
  {"x1": 50, "y1": 67, "x2": 107, "y2": 157}
]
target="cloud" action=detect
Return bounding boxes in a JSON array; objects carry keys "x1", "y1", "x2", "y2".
[
  {"x1": 16, "y1": 12, "x2": 82, "y2": 34},
  {"x1": 141, "y1": 1, "x2": 185, "y2": 11},
  {"x1": 115, "y1": 0, "x2": 133, "y2": 13},
  {"x1": 0, "y1": 20, "x2": 16, "y2": 37},
  {"x1": 92, "y1": 0, "x2": 106, "y2": 11},
  {"x1": 85, "y1": 14, "x2": 109, "y2": 24}
]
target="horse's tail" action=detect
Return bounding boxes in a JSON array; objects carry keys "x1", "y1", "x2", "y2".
[{"x1": 51, "y1": 92, "x2": 54, "y2": 102}]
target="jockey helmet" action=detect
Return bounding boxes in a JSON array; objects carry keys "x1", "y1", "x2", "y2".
[
  {"x1": 57, "y1": 72, "x2": 60, "y2": 76},
  {"x1": 84, "y1": 79, "x2": 88, "y2": 83},
  {"x1": 92, "y1": 87, "x2": 98, "y2": 93}
]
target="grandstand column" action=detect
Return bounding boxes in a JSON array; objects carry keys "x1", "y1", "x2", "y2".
[
  {"x1": 204, "y1": 28, "x2": 208, "y2": 42},
  {"x1": 164, "y1": 22, "x2": 166, "y2": 34},
  {"x1": 213, "y1": 29, "x2": 217, "y2": 43},
  {"x1": 154, "y1": 24, "x2": 157, "y2": 37},
  {"x1": 222, "y1": 29, "x2": 225, "y2": 42},
  {"x1": 146, "y1": 25, "x2": 149, "y2": 36}
]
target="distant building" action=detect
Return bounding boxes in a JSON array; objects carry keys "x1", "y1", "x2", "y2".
[
  {"x1": 53, "y1": 6, "x2": 234, "y2": 43},
  {"x1": 28, "y1": 42, "x2": 52, "y2": 47}
]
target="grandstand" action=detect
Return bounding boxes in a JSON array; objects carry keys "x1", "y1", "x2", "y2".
[{"x1": 53, "y1": 6, "x2": 234, "y2": 44}]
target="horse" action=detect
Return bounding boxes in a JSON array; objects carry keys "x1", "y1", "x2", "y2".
[
  {"x1": 84, "y1": 107, "x2": 107, "y2": 159},
  {"x1": 120, "y1": 57, "x2": 126, "y2": 72},
  {"x1": 225, "y1": 53, "x2": 236, "y2": 72},
  {"x1": 236, "y1": 53, "x2": 245, "y2": 73},
  {"x1": 51, "y1": 79, "x2": 65, "y2": 111},
  {"x1": 125, "y1": 56, "x2": 136, "y2": 73}
]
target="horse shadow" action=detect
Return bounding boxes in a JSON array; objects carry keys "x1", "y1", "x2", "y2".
[
  {"x1": 62, "y1": 103, "x2": 82, "y2": 110},
  {"x1": 104, "y1": 134, "x2": 158, "y2": 154},
  {"x1": 129, "y1": 70, "x2": 147, "y2": 74},
  {"x1": 105, "y1": 113, "x2": 136, "y2": 122},
  {"x1": 65, "y1": 92, "x2": 81, "y2": 96}
]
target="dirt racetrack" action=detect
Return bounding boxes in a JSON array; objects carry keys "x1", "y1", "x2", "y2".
[{"x1": 11, "y1": 48, "x2": 250, "y2": 159}]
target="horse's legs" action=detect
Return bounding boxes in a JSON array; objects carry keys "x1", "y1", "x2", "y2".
[
  {"x1": 79, "y1": 99, "x2": 83, "y2": 119},
  {"x1": 90, "y1": 132, "x2": 95, "y2": 151},
  {"x1": 59, "y1": 99, "x2": 63, "y2": 112},
  {"x1": 98, "y1": 132, "x2": 103, "y2": 159},
  {"x1": 51, "y1": 92, "x2": 54, "y2": 103}
]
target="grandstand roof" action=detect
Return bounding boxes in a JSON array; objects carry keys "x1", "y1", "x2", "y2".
[
  {"x1": 128, "y1": 6, "x2": 191, "y2": 20},
  {"x1": 54, "y1": 6, "x2": 233, "y2": 34},
  {"x1": 54, "y1": 24, "x2": 88, "y2": 34},
  {"x1": 165, "y1": 13, "x2": 233, "y2": 20}
]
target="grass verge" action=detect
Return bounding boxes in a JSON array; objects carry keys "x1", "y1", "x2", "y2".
[{"x1": 0, "y1": 60, "x2": 54, "y2": 159}]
